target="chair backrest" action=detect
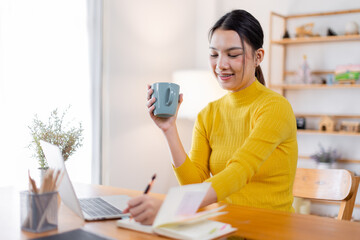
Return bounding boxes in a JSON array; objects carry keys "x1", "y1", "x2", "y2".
[{"x1": 293, "y1": 168, "x2": 360, "y2": 220}]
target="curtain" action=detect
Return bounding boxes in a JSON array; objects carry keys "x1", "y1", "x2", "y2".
[{"x1": 87, "y1": 0, "x2": 103, "y2": 184}]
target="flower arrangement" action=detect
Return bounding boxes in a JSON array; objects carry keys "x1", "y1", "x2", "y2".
[
  {"x1": 310, "y1": 144, "x2": 340, "y2": 164},
  {"x1": 28, "y1": 107, "x2": 84, "y2": 169}
]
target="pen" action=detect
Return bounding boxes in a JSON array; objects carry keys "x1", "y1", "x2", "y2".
[
  {"x1": 123, "y1": 174, "x2": 157, "y2": 220},
  {"x1": 143, "y1": 174, "x2": 156, "y2": 194}
]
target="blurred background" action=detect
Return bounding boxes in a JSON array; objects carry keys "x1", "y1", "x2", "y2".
[{"x1": 1, "y1": 0, "x2": 360, "y2": 219}]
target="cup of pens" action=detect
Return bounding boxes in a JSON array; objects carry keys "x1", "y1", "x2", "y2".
[{"x1": 20, "y1": 169, "x2": 63, "y2": 233}]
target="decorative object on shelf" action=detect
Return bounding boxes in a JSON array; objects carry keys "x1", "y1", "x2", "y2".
[
  {"x1": 345, "y1": 21, "x2": 359, "y2": 35},
  {"x1": 282, "y1": 29, "x2": 290, "y2": 39},
  {"x1": 339, "y1": 121, "x2": 360, "y2": 133},
  {"x1": 297, "y1": 55, "x2": 312, "y2": 84},
  {"x1": 327, "y1": 28, "x2": 337, "y2": 36},
  {"x1": 28, "y1": 106, "x2": 84, "y2": 170},
  {"x1": 335, "y1": 64, "x2": 360, "y2": 83},
  {"x1": 295, "y1": 23, "x2": 319, "y2": 38},
  {"x1": 319, "y1": 116, "x2": 336, "y2": 132},
  {"x1": 310, "y1": 144, "x2": 340, "y2": 169},
  {"x1": 318, "y1": 77, "x2": 327, "y2": 85},
  {"x1": 326, "y1": 74, "x2": 334, "y2": 85},
  {"x1": 296, "y1": 117, "x2": 306, "y2": 129}
]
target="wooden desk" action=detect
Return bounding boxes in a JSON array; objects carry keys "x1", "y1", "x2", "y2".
[{"x1": 2, "y1": 183, "x2": 360, "y2": 240}]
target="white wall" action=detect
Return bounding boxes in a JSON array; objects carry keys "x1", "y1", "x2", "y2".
[
  {"x1": 102, "y1": 0, "x2": 360, "y2": 220},
  {"x1": 102, "y1": 0, "x2": 201, "y2": 193}
]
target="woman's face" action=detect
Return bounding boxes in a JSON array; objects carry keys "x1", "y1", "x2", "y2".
[{"x1": 209, "y1": 29, "x2": 259, "y2": 92}]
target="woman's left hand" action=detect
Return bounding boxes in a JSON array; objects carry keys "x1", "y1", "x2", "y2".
[
  {"x1": 146, "y1": 84, "x2": 183, "y2": 133},
  {"x1": 122, "y1": 195, "x2": 163, "y2": 225}
]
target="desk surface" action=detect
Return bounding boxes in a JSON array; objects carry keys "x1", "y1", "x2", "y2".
[{"x1": 2, "y1": 183, "x2": 360, "y2": 240}]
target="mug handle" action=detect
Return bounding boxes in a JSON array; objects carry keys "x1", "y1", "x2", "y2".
[{"x1": 166, "y1": 87, "x2": 174, "y2": 106}]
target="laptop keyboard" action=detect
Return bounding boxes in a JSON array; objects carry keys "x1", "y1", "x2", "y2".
[{"x1": 79, "y1": 197, "x2": 123, "y2": 218}]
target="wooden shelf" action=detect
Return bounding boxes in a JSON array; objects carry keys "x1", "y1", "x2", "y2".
[
  {"x1": 270, "y1": 84, "x2": 360, "y2": 89},
  {"x1": 285, "y1": 70, "x2": 334, "y2": 76},
  {"x1": 298, "y1": 155, "x2": 360, "y2": 164},
  {"x1": 297, "y1": 129, "x2": 360, "y2": 136},
  {"x1": 295, "y1": 114, "x2": 360, "y2": 119},
  {"x1": 271, "y1": 34, "x2": 360, "y2": 45},
  {"x1": 283, "y1": 9, "x2": 360, "y2": 19}
]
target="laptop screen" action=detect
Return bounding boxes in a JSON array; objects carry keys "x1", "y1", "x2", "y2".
[{"x1": 40, "y1": 140, "x2": 84, "y2": 219}]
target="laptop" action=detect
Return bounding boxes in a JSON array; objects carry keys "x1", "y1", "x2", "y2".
[{"x1": 40, "y1": 140, "x2": 131, "y2": 221}]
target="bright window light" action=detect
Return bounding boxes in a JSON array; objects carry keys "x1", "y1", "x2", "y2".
[{"x1": 0, "y1": 0, "x2": 91, "y2": 188}]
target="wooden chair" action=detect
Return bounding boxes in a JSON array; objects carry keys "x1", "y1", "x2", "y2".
[{"x1": 293, "y1": 168, "x2": 360, "y2": 220}]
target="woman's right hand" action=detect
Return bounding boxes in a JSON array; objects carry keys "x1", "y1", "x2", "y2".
[
  {"x1": 146, "y1": 84, "x2": 183, "y2": 133},
  {"x1": 122, "y1": 195, "x2": 163, "y2": 226}
]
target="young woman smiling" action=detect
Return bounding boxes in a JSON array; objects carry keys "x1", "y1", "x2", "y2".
[{"x1": 124, "y1": 9, "x2": 298, "y2": 225}]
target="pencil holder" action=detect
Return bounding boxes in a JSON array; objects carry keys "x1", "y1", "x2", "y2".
[{"x1": 20, "y1": 191, "x2": 58, "y2": 233}]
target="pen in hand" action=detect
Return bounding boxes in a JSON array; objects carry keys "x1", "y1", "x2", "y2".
[
  {"x1": 122, "y1": 173, "x2": 157, "y2": 219},
  {"x1": 143, "y1": 173, "x2": 156, "y2": 194}
]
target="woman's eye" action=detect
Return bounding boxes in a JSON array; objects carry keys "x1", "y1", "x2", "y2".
[
  {"x1": 210, "y1": 54, "x2": 218, "y2": 58},
  {"x1": 229, "y1": 54, "x2": 241, "y2": 58}
]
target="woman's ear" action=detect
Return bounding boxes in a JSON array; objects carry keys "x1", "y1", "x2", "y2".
[{"x1": 255, "y1": 48, "x2": 265, "y2": 66}]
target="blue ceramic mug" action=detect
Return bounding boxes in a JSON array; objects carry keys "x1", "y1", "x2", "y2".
[{"x1": 151, "y1": 82, "x2": 180, "y2": 118}]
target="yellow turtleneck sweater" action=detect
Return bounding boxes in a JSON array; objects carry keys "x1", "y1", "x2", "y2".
[{"x1": 173, "y1": 80, "x2": 298, "y2": 212}]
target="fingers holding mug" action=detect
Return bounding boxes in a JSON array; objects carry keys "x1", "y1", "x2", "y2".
[
  {"x1": 146, "y1": 85, "x2": 154, "y2": 100},
  {"x1": 147, "y1": 98, "x2": 156, "y2": 112},
  {"x1": 146, "y1": 85, "x2": 156, "y2": 115}
]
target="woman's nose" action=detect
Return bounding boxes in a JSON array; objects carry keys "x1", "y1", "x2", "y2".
[{"x1": 216, "y1": 57, "x2": 229, "y2": 72}]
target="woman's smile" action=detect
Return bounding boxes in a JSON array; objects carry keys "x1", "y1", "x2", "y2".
[{"x1": 218, "y1": 73, "x2": 235, "y2": 81}]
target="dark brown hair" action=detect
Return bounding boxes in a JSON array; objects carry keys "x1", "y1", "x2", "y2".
[{"x1": 209, "y1": 9, "x2": 265, "y2": 86}]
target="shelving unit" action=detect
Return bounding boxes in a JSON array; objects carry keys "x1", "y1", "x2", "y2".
[
  {"x1": 268, "y1": 8, "x2": 360, "y2": 134},
  {"x1": 268, "y1": 9, "x2": 360, "y2": 216},
  {"x1": 268, "y1": 9, "x2": 360, "y2": 95}
]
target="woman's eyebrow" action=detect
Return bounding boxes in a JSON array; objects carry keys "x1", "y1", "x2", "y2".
[
  {"x1": 227, "y1": 47, "x2": 243, "y2": 51},
  {"x1": 209, "y1": 46, "x2": 243, "y2": 51}
]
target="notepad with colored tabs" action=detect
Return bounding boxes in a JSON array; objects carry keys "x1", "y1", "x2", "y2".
[{"x1": 116, "y1": 183, "x2": 237, "y2": 240}]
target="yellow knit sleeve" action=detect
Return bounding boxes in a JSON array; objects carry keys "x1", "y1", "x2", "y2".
[
  {"x1": 207, "y1": 98, "x2": 296, "y2": 201},
  {"x1": 173, "y1": 108, "x2": 211, "y2": 184}
]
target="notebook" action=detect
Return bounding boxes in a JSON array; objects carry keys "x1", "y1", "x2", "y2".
[
  {"x1": 40, "y1": 140, "x2": 131, "y2": 221},
  {"x1": 117, "y1": 183, "x2": 237, "y2": 240}
]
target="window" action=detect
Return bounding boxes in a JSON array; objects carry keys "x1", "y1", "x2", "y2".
[{"x1": 0, "y1": 0, "x2": 91, "y2": 187}]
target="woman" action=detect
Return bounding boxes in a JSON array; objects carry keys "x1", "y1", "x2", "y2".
[{"x1": 124, "y1": 9, "x2": 298, "y2": 225}]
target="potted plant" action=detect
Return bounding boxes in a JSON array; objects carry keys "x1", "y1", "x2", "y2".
[
  {"x1": 310, "y1": 144, "x2": 340, "y2": 169},
  {"x1": 28, "y1": 107, "x2": 84, "y2": 172}
]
